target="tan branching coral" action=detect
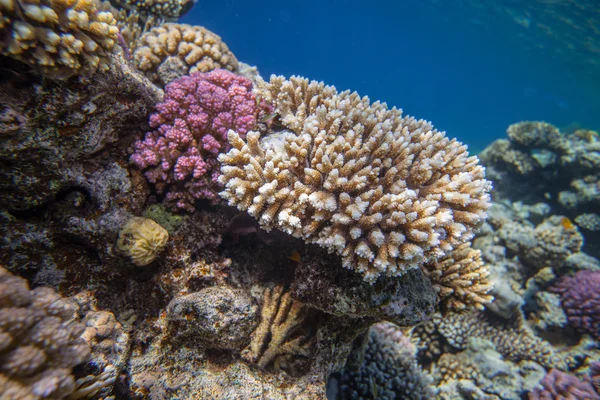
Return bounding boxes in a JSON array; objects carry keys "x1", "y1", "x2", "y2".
[
  {"x1": 242, "y1": 285, "x2": 312, "y2": 371},
  {"x1": 0, "y1": 266, "x2": 90, "y2": 399},
  {"x1": 422, "y1": 242, "x2": 493, "y2": 311},
  {"x1": 132, "y1": 23, "x2": 239, "y2": 86},
  {"x1": 0, "y1": 0, "x2": 119, "y2": 78},
  {"x1": 117, "y1": 217, "x2": 168, "y2": 266},
  {"x1": 219, "y1": 76, "x2": 492, "y2": 283}
]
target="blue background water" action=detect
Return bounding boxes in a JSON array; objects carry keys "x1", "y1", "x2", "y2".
[{"x1": 182, "y1": 0, "x2": 600, "y2": 152}]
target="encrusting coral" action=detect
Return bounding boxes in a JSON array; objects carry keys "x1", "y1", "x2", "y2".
[
  {"x1": 421, "y1": 241, "x2": 493, "y2": 311},
  {"x1": 131, "y1": 69, "x2": 273, "y2": 212},
  {"x1": 241, "y1": 285, "x2": 312, "y2": 371},
  {"x1": 219, "y1": 75, "x2": 492, "y2": 283},
  {"x1": 132, "y1": 23, "x2": 239, "y2": 86},
  {"x1": 0, "y1": 0, "x2": 119, "y2": 78},
  {"x1": 117, "y1": 217, "x2": 169, "y2": 266},
  {"x1": 0, "y1": 265, "x2": 90, "y2": 399}
]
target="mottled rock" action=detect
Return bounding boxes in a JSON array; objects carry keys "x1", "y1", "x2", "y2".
[
  {"x1": 167, "y1": 286, "x2": 258, "y2": 350},
  {"x1": 292, "y1": 250, "x2": 436, "y2": 326}
]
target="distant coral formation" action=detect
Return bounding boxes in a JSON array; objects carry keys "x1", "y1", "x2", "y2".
[
  {"x1": 480, "y1": 120, "x2": 600, "y2": 257},
  {"x1": 117, "y1": 217, "x2": 169, "y2": 266},
  {"x1": 412, "y1": 311, "x2": 561, "y2": 369},
  {"x1": 133, "y1": 23, "x2": 239, "y2": 86},
  {"x1": 219, "y1": 76, "x2": 492, "y2": 282},
  {"x1": 0, "y1": 0, "x2": 119, "y2": 78},
  {"x1": 0, "y1": 266, "x2": 90, "y2": 399},
  {"x1": 550, "y1": 270, "x2": 600, "y2": 340},
  {"x1": 131, "y1": 69, "x2": 273, "y2": 211}
]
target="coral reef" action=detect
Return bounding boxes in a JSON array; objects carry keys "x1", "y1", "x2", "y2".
[
  {"x1": 117, "y1": 217, "x2": 169, "y2": 266},
  {"x1": 0, "y1": 0, "x2": 119, "y2": 78},
  {"x1": 131, "y1": 69, "x2": 273, "y2": 211},
  {"x1": 2, "y1": 6, "x2": 598, "y2": 394},
  {"x1": 0, "y1": 266, "x2": 90, "y2": 399},
  {"x1": 132, "y1": 23, "x2": 239, "y2": 86},
  {"x1": 480, "y1": 120, "x2": 600, "y2": 257},
  {"x1": 219, "y1": 75, "x2": 492, "y2": 283},
  {"x1": 550, "y1": 270, "x2": 600, "y2": 340}
]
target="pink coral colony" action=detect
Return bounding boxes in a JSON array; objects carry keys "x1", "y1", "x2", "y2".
[{"x1": 131, "y1": 69, "x2": 273, "y2": 212}]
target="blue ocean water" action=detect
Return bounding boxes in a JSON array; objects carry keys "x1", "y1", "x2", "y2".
[{"x1": 182, "y1": 0, "x2": 600, "y2": 152}]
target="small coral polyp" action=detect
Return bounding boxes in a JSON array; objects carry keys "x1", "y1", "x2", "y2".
[
  {"x1": 131, "y1": 69, "x2": 273, "y2": 212},
  {"x1": 219, "y1": 76, "x2": 492, "y2": 282}
]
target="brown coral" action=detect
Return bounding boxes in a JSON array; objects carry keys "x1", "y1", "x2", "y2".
[
  {"x1": 0, "y1": 0, "x2": 119, "y2": 78},
  {"x1": 132, "y1": 23, "x2": 239, "y2": 86},
  {"x1": 241, "y1": 285, "x2": 312, "y2": 371},
  {"x1": 0, "y1": 266, "x2": 90, "y2": 399},
  {"x1": 219, "y1": 76, "x2": 492, "y2": 283},
  {"x1": 422, "y1": 241, "x2": 493, "y2": 311}
]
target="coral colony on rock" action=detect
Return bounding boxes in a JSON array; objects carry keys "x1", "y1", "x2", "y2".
[{"x1": 0, "y1": 0, "x2": 598, "y2": 399}]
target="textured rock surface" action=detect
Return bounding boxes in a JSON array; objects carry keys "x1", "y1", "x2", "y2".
[{"x1": 167, "y1": 286, "x2": 258, "y2": 350}]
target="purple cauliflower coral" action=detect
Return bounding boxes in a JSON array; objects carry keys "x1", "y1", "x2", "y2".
[
  {"x1": 550, "y1": 270, "x2": 600, "y2": 340},
  {"x1": 529, "y1": 368, "x2": 600, "y2": 400},
  {"x1": 131, "y1": 69, "x2": 273, "y2": 212}
]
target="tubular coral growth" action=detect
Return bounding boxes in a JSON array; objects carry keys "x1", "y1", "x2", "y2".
[
  {"x1": 130, "y1": 69, "x2": 273, "y2": 212},
  {"x1": 219, "y1": 76, "x2": 492, "y2": 283}
]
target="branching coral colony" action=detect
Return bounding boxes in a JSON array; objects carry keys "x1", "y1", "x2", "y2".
[{"x1": 219, "y1": 75, "x2": 493, "y2": 289}]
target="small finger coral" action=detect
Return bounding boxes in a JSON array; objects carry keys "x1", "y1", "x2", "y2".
[
  {"x1": 0, "y1": 0, "x2": 119, "y2": 78},
  {"x1": 117, "y1": 217, "x2": 168, "y2": 266},
  {"x1": 219, "y1": 76, "x2": 492, "y2": 282}
]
